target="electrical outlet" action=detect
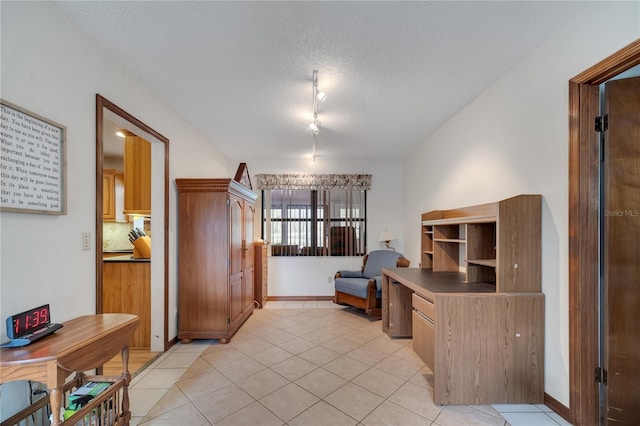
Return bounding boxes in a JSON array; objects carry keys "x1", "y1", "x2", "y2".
[{"x1": 82, "y1": 232, "x2": 91, "y2": 250}]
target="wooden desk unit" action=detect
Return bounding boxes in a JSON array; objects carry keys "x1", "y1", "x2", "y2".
[
  {"x1": 383, "y1": 195, "x2": 545, "y2": 405},
  {"x1": 1, "y1": 314, "x2": 139, "y2": 426}
]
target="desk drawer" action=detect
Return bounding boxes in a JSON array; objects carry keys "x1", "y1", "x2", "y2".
[
  {"x1": 412, "y1": 293, "x2": 435, "y2": 321},
  {"x1": 412, "y1": 310, "x2": 435, "y2": 371}
]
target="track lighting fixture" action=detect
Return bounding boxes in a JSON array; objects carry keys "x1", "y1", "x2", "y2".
[{"x1": 309, "y1": 70, "x2": 326, "y2": 163}]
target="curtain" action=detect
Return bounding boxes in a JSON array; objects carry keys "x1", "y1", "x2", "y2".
[{"x1": 255, "y1": 174, "x2": 371, "y2": 191}]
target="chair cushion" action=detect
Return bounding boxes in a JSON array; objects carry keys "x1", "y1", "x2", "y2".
[
  {"x1": 362, "y1": 250, "x2": 404, "y2": 279},
  {"x1": 335, "y1": 277, "x2": 377, "y2": 299},
  {"x1": 338, "y1": 270, "x2": 364, "y2": 278}
]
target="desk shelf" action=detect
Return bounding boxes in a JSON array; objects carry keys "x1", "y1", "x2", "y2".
[
  {"x1": 421, "y1": 195, "x2": 541, "y2": 292},
  {"x1": 467, "y1": 258, "x2": 497, "y2": 267}
]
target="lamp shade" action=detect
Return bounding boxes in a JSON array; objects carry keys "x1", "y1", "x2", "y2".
[{"x1": 378, "y1": 230, "x2": 396, "y2": 242}]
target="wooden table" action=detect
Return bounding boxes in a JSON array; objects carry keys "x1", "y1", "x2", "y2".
[{"x1": 1, "y1": 314, "x2": 139, "y2": 425}]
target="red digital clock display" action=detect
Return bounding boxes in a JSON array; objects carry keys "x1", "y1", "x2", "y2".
[{"x1": 8, "y1": 304, "x2": 51, "y2": 339}]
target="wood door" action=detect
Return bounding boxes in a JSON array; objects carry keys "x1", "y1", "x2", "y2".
[
  {"x1": 603, "y1": 76, "x2": 640, "y2": 424},
  {"x1": 229, "y1": 196, "x2": 244, "y2": 326},
  {"x1": 177, "y1": 190, "x2": 228, "y2": 336},
  {"x1": 243, "y1": 202, "x2": 255, "y2": 312}
]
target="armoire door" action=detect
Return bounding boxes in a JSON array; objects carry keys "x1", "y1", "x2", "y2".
[
  {"x1": 243, "y1": 202, "x2": 255, "y2": 312},
  {"x1": 603, "y1": 75, "x2": 640, "y2": 424},
  {"x1": 229, "y1": 196, "x2": 244, "y2": 327}
]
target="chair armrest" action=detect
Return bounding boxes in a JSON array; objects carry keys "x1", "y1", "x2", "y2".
[
  {"x1": 371, "y1": 276, "x2": 383, "y2": 292},
  {"x1": 335, "y1": 270, "x2": 364, "y2": 279},
  {"x1": 396, "y1": 257, "x2": 410, "y2": 267}
]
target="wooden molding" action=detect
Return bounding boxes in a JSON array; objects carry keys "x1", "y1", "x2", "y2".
[
  {"x1": 572, "y1": 39, "x2": 640, "y2": 84},
  {"x1": 568, "y1": 38, "x2": 640, "y2": 425},
  {"x1": 266, "y1": 296, "x2": 334, "y2": 302},
  {"x1": 544, "y1": 393, "x2": 571, "y2": 423}
]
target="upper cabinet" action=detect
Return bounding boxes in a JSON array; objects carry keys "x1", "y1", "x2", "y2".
[
  {"x1": 103, "y1": 168, "x2": 125, "y2": 222},
  {"x1": 123, "y1": 135, "x2": 151, "y2": 216}
]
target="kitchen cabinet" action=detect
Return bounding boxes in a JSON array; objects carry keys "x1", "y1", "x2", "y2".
[
  {"x1": 176, "y1": 167, "x2": 257, "y2": 344},
  {"x1": 102, "y1": 260, "x2": 150, "y2": 349},
  {"x1": 123, "y1": 135, "x2": 151, "y2": 216},
  {"x1": 103, "y1": 169, "x2": 125, "y2": 222}
]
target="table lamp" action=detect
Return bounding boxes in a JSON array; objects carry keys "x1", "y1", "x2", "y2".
[{"x1": 378, "y1": 230, "x2": 397, "y2": 251}]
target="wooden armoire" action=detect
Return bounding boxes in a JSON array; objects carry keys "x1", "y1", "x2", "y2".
[{"x1": 175, "y1": 164, "x2": 257, "y2": 344}]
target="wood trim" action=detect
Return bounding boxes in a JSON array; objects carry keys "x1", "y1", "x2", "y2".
[
  {"x1": 266, "y1": 296, "x2": 334, "y2": 301},
  {"x1": 96, "y1": 94, "x2": 171, "y2": 351},
  {"x1": 163, "y1": 131, "x2": 170, "y2": 351},
  {"x1": 544, "y1": 392, "x2": 571, "y2": 424},
  {"x1": 568, "y1": 38, "x2": 640, "y2": 426},
  {"x1": 175, "y1": 178, "x2": 257, "y2": 202},
  {"x1": 96, "y1": 98, "x2": 104, "y2": 314},
  {"x1": 572, "y1": 39, "x2": 640, "y2": 84}
]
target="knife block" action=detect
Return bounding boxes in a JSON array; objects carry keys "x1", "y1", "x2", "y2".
[{"x1": 132, "y1": 236, "x2": 151, "y2": 259}]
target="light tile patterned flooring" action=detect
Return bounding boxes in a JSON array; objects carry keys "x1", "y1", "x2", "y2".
[{"x1": 130, "y1": 301, "x2": 572, "y2": 425}]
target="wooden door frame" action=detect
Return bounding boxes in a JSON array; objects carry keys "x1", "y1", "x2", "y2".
[
  {"x1": 95, "y1": 94, "x2": 171, "y2": 351},
  {"x1": 568, "y1": 38, "x2": 640, "y2": 426}
]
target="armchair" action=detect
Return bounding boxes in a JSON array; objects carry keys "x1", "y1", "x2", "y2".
[{"x1": 334, "y1": 250, "x2": 410, "y2": 318}]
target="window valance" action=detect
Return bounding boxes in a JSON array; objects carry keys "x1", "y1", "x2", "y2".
[{"x1": 255, "y1": 174, "x2": 371, "y2": 191}]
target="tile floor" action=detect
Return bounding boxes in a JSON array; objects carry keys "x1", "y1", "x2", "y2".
[{"x1": 129, "y1": 301, "x2": 572, "y2": 426}]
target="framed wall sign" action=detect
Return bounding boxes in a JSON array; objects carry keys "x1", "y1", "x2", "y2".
[{"x1": 0, "y1": 99, "x2": 67, "y2": 214}]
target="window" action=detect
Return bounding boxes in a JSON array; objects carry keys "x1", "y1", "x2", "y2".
[{"x1": 256, "y1": 174, "x2": 371, "y2": 257}]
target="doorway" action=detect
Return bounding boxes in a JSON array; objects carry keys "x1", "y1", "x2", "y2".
[
  {"x1": 95, "y1": 95, "x2": 170, "y2": 372},
  {"x1": 568, "y1": 39, "x2": 640, "y2": 425}
]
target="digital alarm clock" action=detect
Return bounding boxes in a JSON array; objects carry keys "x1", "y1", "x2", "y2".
[
  {"x1": 2, "y1": 304, "x2": 62, "y2": 348},
  {"x1": 7, "y1": 304, "x2": 52, "y2": 339}
]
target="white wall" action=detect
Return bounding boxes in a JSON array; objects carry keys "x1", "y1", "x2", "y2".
[
  {"x1": 0, "y1": 1, "x2": 231, "y2": 343},
  {"x1": 247, "y1": 157, "x2": 405, "y2": 296},
  {"x1": 403, "y1": 2, "x2": 639, "y2": 407}
]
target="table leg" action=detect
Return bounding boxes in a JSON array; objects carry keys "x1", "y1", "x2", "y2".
[
  {"x1": 121, "y1": 346, "x2": 131, "y2": 425},
  {"x1": 49, "y1": 386, "x2": 63, "y2": 426}
]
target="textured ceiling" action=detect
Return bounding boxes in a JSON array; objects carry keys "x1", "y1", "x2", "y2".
[{"x1": 54, "y1": 1, "x2": 589, "y2": 162}]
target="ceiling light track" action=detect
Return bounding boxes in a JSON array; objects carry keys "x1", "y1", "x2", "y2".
[{"x1": 309, "y1": 70, "x2": 326, "y2": 165}]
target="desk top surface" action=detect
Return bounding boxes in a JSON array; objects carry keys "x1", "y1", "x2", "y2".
[
  {"x1": 382, "y1": 268, "x2": 497, "y2": 296},
  {"x1": 0, "y1": 314, "x2": 140, "y2": 370}
]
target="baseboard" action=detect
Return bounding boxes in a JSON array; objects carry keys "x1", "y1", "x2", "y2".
[
  {"x1": 167, "y1": 336, "x2": 178, "y2": 350},
  {"x1": 544, "y1": 393, "x2": 571, "y2": 424},
  {"x1": 266, "y1": 296, "x2": 334, "y2": 301}
]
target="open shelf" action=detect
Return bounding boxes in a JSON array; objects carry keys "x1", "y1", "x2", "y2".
[
  {"x1": 421, "y1": 195, "x2": 541, "y2": 292},
  {"x1": 467, "y1": 259, "x2": 497, "y2": 267}
]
